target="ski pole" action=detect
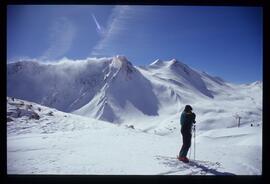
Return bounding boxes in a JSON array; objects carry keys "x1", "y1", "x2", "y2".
[
  {"x1": 188, "y1": 124, "x2": 194, "y2": 160},
  {"x1": 193, "y1": 124, "x2": 196, "y2": 161},
  {"x1": 188, "y1": 134, "x2": 192, "y2": 159}
]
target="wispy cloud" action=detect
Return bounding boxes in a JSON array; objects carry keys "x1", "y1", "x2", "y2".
[
  {"x1": 40, "y1": 17, "x2": 76, "y2": 61},
  {"x1": 8, "y1": 56, "x2": 39, "y2": 63},
  {"x1": 90, "y1": 5, "x2": 135, "y2": 57},
  {"x1": 92, "y1": 14, "x2": 102, "y2": 31}
]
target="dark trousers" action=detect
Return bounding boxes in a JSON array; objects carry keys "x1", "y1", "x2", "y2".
[{"x1": 179, "y1": 131, "x2": 192, "y2": 158}]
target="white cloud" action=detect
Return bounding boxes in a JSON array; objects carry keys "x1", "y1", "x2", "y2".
[
  {"x1": 40, "y1": 17, "x2": 76, "y2": 61},
  {"x1": 8, "y1": 56, "x2": 38, "y2": 63}
]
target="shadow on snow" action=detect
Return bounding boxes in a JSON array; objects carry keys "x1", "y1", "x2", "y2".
[{"x1": 155, "y1": 155, "x2": 235, "y2": 175}]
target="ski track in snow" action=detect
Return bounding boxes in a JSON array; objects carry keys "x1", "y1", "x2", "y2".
[{"x1": 155, "y1": 155, "x2": 234, "y2": 175}]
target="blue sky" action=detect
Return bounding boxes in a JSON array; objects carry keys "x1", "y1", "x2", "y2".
[{"x1": 7, "y1": 5, "x2": 262, "y2": 83}]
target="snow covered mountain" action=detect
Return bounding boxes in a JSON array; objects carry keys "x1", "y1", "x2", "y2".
[
  {"x1": 6, "y1": 56, "x2": 262, "y2": 175},
  {"x1": 7, "y1": 55, "x2": 262, "y2": 131},
  {"x1": 73, "y1": 55, "x2": 160, "y2": 123}
]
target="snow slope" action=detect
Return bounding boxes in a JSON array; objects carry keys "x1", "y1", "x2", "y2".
[
  {"x1": 73, "y1": 56, "x2": 159, "y2": 123},
  {"x1": 7, "y1": 58, "x2": 109, "y2": 112},
  {"x1": 6, "y1": 55, "x2": 262, "y2": 175},
  {"x1": 7, "y1": 97, "x2": 262, "y2": 175},
  {"x1": 134, "y1": 59, "x2": 262, "y2": 133}
]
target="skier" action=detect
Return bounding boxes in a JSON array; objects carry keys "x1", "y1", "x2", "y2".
[{"x1": 178, "y1": 105, "x2": 196, "y2": 163}]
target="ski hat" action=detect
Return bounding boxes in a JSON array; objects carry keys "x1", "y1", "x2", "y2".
[{"x1": 184, "y1": 105, "x2": 193, "y2": 112}]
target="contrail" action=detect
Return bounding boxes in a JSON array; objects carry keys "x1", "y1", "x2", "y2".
[{"x1": 92, "y1": 13, "x2": 102, "y2": 31}]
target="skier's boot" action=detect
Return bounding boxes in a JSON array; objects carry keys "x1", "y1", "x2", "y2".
[
  {"x1": 177, "y1": 156, "x2": 189, "y2": 163},
  {"x1": 182, "y1": 157, "x2": 189, "y2": 163}
]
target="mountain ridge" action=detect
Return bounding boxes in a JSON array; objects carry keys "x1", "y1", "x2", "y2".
[{"x1": 7, "y1": 55, "x2": 262, "y2": 128}]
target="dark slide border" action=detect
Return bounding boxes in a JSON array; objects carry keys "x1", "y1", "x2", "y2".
[{"x1": 1, "y1": 0, "x2": 268, "y2": 184}]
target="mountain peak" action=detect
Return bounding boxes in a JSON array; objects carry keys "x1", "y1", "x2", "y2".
[
  {"x1": 115, "y1": 55, "x2": 129, "y2": 62},
  {"x1": 150, "y1": 59, "x2": 163, "y2": 65},
  {"x1": 149, "y1": 59, "x2": 165, "y2": 68},
  {"x1": 110, "y1": 55, "x2": 135, "y2": 74},
  {"x1": 170, "y1": 58, "x2": 177, "y2": 63},
  {"x1": 112, "y1": 55, "x2": 132, "y2": 66},
  {"x1": 247, "y1": 80, "x2": 262, "y2": 87},
  {"x1": 167, "y1": 59, "x2": 189, "y2": 70},
  {"x1": 149, "y1": 58, "x2": 186, "y2": 69},
  {"x1": 168, "y1": 58, "x2": 183, "y2": 66}
]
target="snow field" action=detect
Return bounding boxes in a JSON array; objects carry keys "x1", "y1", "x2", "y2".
[
  {"x1": 7, "y1": 100, "x2": 262, "y2": 175},
  {"x1": 7, "y1": 126, "x2": 178, "y2": 174}
]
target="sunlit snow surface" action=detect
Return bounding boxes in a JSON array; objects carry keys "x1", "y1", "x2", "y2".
[
  {"x1": 7, "y1": 56, "x2": 262, "y2": 175},
  {"x1": 7, "y1": 97, "x2": 261, "y2": 175}
]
